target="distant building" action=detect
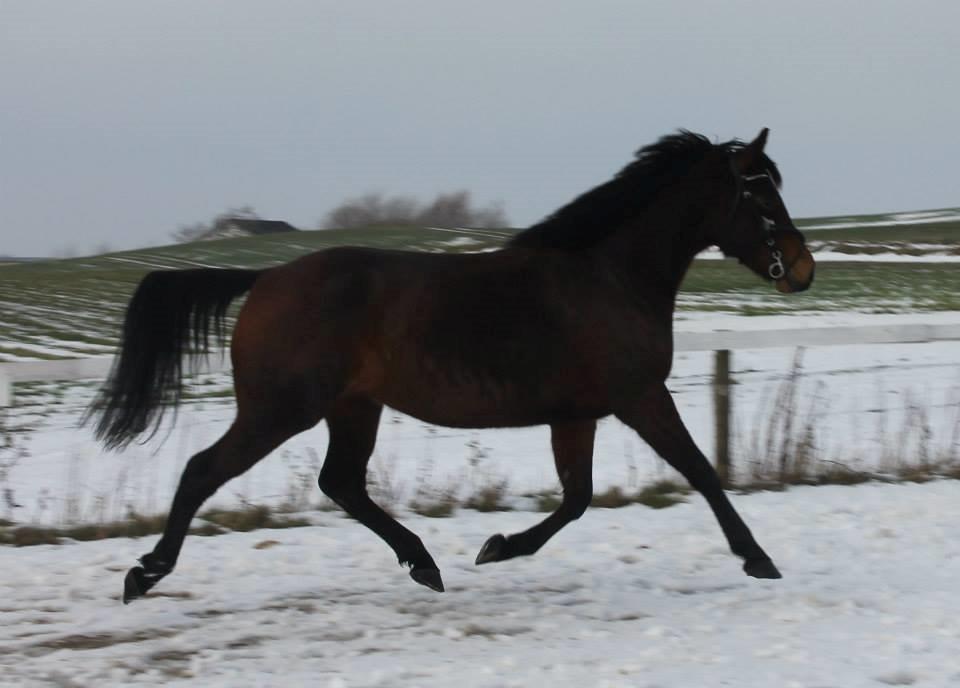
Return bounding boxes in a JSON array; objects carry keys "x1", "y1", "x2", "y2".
[{"x1": 202, "y1": 218, "x2": 299, "y2": 241}]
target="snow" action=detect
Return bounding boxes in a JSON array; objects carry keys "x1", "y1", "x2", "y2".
[
  {"x1": 800, "y1": 251, "x2": 960, "y2": 263},
  {"x1": 2, "y1": 310, "x2": 959, "y2": 686},
  {"x1": 2, "y1": 481, "x2": 959, "y2": 687},
  {"x1": 696, "y1": 247, "x2": 960, "y2": 262},
  {"x1": 435, "y1": 237, "x2": 483, "y2": 247},
  {"x1": 5, "y1": 312, "x2": 960, "y2": 526}
]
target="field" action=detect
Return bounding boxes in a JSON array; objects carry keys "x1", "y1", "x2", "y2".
[
  {"x1": 2, "y1": 208, "x2": 959, "y2": 516},
  {"x1": 797, "y1": 207, "x2": 960, "y2": 246},
  {"x1": 2, "y1": 210, "x2": 960, "y2": 361},
  {"x1": 1, "y1": 210, "x2": 959, "y2": 687}
]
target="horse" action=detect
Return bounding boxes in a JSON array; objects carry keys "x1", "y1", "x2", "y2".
[{"x1": 88, "y1": 128, "x2": 815, "y2": 603}]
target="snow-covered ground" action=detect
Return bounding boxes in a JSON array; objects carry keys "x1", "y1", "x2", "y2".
[
  {"x1": 2, "y1": 481, "x2": 959, "y2": 687},
  {"x1": 1, "y1": 309, "x2": 959, "y2": 686},
  {"x1": 4, "y1": 312, "x2": 959, "y2": 527},
  {"x1": 4, "y1": 222, "x2": 960, "y2": 685},
  {"x1": 696, "y1": 247, "x2": 960, "y2": 262}
]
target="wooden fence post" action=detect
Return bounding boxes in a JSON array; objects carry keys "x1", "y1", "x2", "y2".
[{"x1": 713, "y1": 349, "x2": 732, "y2": 486}]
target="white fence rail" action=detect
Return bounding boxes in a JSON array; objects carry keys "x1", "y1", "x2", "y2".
[
  {"x1": 2, "y1": 324, "x2": 959, "y2": 407},
  {"x1": 1, "y1": 323, "x2": 957, "y2": 484},
  {"x1": 0, "y1": 355, "x2": 231, "y2": 407},
  {"x1": 672, "y1": 323, "x2": 960, "y2": 352}
]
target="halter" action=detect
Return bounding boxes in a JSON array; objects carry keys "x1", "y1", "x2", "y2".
[{"x1": 728, "y1": 162, "x2": 789, "y2": 280}]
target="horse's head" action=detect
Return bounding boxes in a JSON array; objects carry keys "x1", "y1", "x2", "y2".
[{"x1": 712, "y1": 129, "x2": 815, "y2": 293}]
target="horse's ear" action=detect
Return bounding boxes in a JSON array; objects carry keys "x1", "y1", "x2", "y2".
[{"x1": 734, "y1": 127, "x2": 770, "y2": 173}]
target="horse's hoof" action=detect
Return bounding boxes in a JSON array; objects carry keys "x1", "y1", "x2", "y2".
[
  {"x1": 123, "y1": 567, "x2": 149, "y2": 604},
  {"x1": 744, "y1": 557, "x2": 782, "y2": 579},
  {"x1": 410, "y1": 567, "x2": 445, "y2": 592},
  {"x1": 475, "y1": 533, "x2": 508, "y2": 565}
]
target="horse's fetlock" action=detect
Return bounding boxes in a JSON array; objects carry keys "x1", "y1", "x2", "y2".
[
  {"x1": 317, "y1": 476, "x2": 346, "y2": 503},
  {"x1": 566, "y1": 490, "x2": 592, "y2": 520},
  {"x1": 140, "y1": 551, "x2": 174, "y2": 575}
]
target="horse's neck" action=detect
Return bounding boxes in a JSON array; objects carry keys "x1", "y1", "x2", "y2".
[{"x1": 594, "y1": 209, "x2": 710, "y2": 317}]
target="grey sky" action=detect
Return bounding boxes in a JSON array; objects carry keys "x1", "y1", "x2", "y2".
[{"x1": 2, "y1": 1, "x2": 958, "y2": 256}]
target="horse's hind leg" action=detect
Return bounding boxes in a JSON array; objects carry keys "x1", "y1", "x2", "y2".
[
  {"x1": 318, "y1": 396, "x2": 444, "y2": 592},
  {"x1": 476, "y1": 419, "x2": 596, "y2": 565},
  {"x1": 123, "y1": 411, "x2": 316, "y2": 603},
  {"x1": 616, "y1": 384, "x2": 781, "y2": 579}
]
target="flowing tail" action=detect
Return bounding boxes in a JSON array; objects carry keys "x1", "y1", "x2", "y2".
[{"x1": 86, "y1": 268, "x2": 263, "y2": 450}]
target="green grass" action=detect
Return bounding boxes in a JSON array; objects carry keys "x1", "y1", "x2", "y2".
[
  {"x1": 678, "y1": 260, "x2": 960, "y2": 314},
  {"x1": 797, "y1": 207, "x2": 960, "y2": 243},
  {"x1": 0, "y1": 226, "x2": 509, "y2": 361},
  {"x1": 2, "y1": 214, "x2": 958, "y2": 362}
]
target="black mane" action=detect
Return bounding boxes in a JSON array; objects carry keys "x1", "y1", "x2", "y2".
[{"x1": 509, "y1": 130, "x2": 780, "y2": 251}]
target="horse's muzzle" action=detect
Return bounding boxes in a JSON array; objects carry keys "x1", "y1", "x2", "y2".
[{"x1": 775, "y1": 262, "x2": 815, "y2": 293}]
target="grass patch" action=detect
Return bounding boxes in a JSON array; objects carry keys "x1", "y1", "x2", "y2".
[
  {"x1": 0, "y1": 504, "x2": 311, "y2": 547},
  {"x1": 1, "y1": 526, "x2": 61, "y2": 546},
  {"x1": 635, "y1": 480, "x2": 690, "y2": 508},
  {"x1": 199, "y1": 505, "x2": 309, "y2": 532},
  {"x1": 463, "y1": 479, "x2": 512, "y2": 512},
  {"x1": 592, "y1": 481, "x2": 689, "y2": 510},
  {"x1": 532, "y1": 491, "x2": 563, "y2": 513},
  {"x1": 0, "y1": 226, "x2": 510, "y2": 359},
  {"x1": 408, "y1": 498, "x2": 457, "y2": 518},
  {"x1": 737, "y1": 460, "x2": 960, "y2": 493},
  {"x1": 189, "y1": 523, "x2": 228, "y2": 537},
  {"x1": 680, "y1": 259, "x2": 960, "y2": 314},
  {"x1": 808, "y1": 463, "x2": 874, "y2": 487},
  {"x1": 591, "y1": 486, "x2": 635, "y2": 509},
  {"x1": 798, "y1": 212, "x2": 960, "y2": 244},
  {"x1": 0, "y1": 512, "x2": 167, "y2": 546},
  {"x1": 736, "y1": 351, "x2": 960, "y2": 491}
]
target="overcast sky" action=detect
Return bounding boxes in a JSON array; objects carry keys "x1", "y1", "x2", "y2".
[{"x1": 2, "y1": 1, "x2": 958, "y2": 256}]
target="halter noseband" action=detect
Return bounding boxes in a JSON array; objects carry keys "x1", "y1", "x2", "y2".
[{"x1": 728, "y1": 161, "x2": 789, "y2": 280}]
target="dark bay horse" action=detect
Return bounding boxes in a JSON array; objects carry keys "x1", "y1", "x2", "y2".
[{"x1": 89, "y1": 129, "x2": 815, "y2": 603}]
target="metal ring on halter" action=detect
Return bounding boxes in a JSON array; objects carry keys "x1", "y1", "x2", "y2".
[
  {"x1": 768, "y1": 250, "x2": 786, "y2": 280},
  {"x1": 727, "y1": 158, "x2": 791, "y2": 283}
]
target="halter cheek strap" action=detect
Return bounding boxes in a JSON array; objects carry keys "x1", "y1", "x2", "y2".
[{"x1": 728, "y1": 161, "x2": 789, "y2": 280}]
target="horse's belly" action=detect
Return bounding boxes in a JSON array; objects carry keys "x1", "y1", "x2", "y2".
[{"x1": 372, "y1": 374, "x2": 606, "y2": 429}]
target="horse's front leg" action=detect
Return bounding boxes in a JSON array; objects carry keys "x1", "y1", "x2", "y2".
[
  {"x1": 616, "y1": 384, "x2": 781, "y2": 579},
  {"x1": 476, "y1": 419, "x2": 595, "y2": 564}
]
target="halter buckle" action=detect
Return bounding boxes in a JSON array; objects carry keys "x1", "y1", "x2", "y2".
[{"x1": 768, "y1": 250, "x2": 786, "y2": 280}]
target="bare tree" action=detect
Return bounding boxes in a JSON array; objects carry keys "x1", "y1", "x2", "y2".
[
  {"x1": 320, "y1": 191, "x2": 507, "y2": 229},
  {"x1": 171, "y1": 206, "x2": 260, "y2": 243}
]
